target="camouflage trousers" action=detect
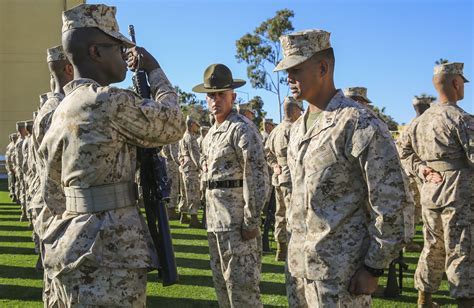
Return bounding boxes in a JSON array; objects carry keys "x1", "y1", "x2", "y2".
[
  {"x1": 415, "y1": 204, "x2": 473, "y2": 299},
  {"x1": 302, "y1": 278, "x2": 372, "y2": 307},
  {"x1": 275, "y1": 185, "x2": 291, "y2": 244},
  {"x1": 286, "y1": 264, "x2": 307, "y2": 308},
  {"x1": 29, "y1": 207, "x2": 42, "y2": 254},
  {"x1": 408, "y1": 177, "x2": 422, "y2": 224},
  {"x1": 208, "y1": 231, "x2": 262, "y2": 308},
  {"x1": 166, "y1": 161, "x2": 180, "y2": 209},
  {"x1": 46, "y1": 260, "x2": 147, "y2": 307},
  {"x1": 178, "y1": 170, "x2": 200, "y2": 215}
]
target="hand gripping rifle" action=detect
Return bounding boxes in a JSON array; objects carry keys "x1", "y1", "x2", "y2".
[{"x1": 128, "y1": 25, "x2": 178, "y2": 286}]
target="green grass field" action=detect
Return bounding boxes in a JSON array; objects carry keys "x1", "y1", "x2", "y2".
[{"x1": 0, "y1": 179, "x2": 456, "y2": 307}]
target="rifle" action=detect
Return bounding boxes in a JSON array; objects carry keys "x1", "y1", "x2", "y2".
[
  {"x1": 262, "y1": 186, "x2": 276, "y2": 252},
  {"x1": 128, "y1": 25, "x2": 178, "y2": 286},
  {"x1": 384, "y1": 250, "x2": 408, "y2": 298}
]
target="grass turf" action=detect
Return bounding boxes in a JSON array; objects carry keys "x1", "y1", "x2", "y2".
[{"x1": 0, "y1": 179, "x2": 456, "y2": 307}]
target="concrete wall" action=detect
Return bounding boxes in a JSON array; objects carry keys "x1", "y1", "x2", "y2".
[{"x1": 0, "y1": 0, "x2": 85, "y2": 153}]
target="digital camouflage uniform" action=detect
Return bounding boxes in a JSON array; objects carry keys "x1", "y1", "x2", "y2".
[
  {"x1": 177, "y1": 129, "x2": 201, "y2": 215},
  {"x1": 14, "y1": 130, "x2": 26, "y2": 217},
  {"x1": 400, "y1": 100, "x2": 473, "y2": 299},
  {"x1": 201, "y1": 110, "x2": 268, "y2": 308},
  {"x1": 286, "y1": 91, "x2": 412, "y2": 306},
  {"x1": 39, "y1": 4, "x2": 185, "y2": 307},
  {"x1": 5, "y1": 135, "x2": 17, "y2": 199},
  {"x1": 162, "y1": 143, "x2": 180, "y2": 209}
]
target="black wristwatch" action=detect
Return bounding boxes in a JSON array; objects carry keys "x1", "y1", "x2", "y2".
[{"x1": 364, "y1": 264, "x2": 384, "y2": 277}]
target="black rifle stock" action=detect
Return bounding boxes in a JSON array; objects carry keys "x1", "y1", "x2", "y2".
[
  {"x1": 384, "y1": 250, "x2": 408, "y2": 298},
  {"x1": 128, "y1": 25, "x2": 178, "y2": 286},
  {"x1": 262, "y1": 187, "x2": 276, "y2": 252}
]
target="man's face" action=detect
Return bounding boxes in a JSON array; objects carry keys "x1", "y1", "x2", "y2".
[
  {"x1": 94, "y1": 35, "x2": 128, "y2": 83},
  {"x1": 18, "y1": 128, "x2": 26, "y2": 138},
  {"x1": 265, "y1": 123, "x2": 275, "y2": 133},
  {"x1": 243, "y1": 110, "x2": 255, "y2": 121},
  {"x1": 206, "y1": 90, "x2": 235, "y2": 120},
  {"x1": 286, "y1": 58, "x2": 320, "y2": 101},
  {"x1": 351, "y1": 96, "x2": 369, "y2": 106}
]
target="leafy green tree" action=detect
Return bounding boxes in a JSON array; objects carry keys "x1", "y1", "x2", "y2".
[
  {"x1": 175, "y1": 85, "x2": 205, "y2": 106},
  {"x1": 414, "y1": 93, "x2": 436, "y2": 102},
  {"x1": 248, "y1": 96, "x2": 267, "y2": 128},
  {"x1": 435, "y1": 58, "x2": 449, "y2": 65},
  {"x1": 371, "y1": 106, "x2": 399, "y2": 131},
  {"x1": 235, "y1": 9, "x2": 294, "y2": 121}
]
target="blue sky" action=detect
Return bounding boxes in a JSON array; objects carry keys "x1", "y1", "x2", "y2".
[{"x1": 90, "y1": 0, "x2": 473, "y2": 125}]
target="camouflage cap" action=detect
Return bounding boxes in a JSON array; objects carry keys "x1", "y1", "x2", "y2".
[
  {"x1": 237, "y1": 103, "x2": 255, "y2": 113},
  {"x1": 200, "y1": 125, "x2": 210, "y2": 132},
  {"x1": 263, "y1": 118, "x2": 276, "y2": 126},
  {"x1": 343, "y1": 87, "x2": 373, "y2": 105},
  {"x1": 25, "y1": 120, "x2": 34, "y2": 128},
  {"x1": 186, "y1": 115, "x2": 201, "y2": 126},
  {"x1": 283, "y1": 96, "x2": 304, "y2": 111},
  {"x1": 62, "y1": 4, "x2": 135, "y2": 47},
  {"x1": 47, "y1": 45, "x2": 67, "y2": 62},
  {"x1": 433, "y1": 62, "x2": 469, "y2": 83},
  {"x1": 16, "y1": 121, "x2": 26, "y2": 130},
  {"x1": 274, "y1": 29, "x2": 331, "y2": 72}
]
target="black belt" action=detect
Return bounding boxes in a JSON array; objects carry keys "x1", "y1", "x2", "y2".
[{"x1": 207, "y1": 179, "x2": 243, "y2": 190}]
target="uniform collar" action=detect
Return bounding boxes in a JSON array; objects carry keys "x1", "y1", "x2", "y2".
[{"x1": 63, "y1": 78, "x2": 101, "y2": 96}]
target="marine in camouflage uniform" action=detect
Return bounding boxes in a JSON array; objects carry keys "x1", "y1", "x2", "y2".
[
  {"x1": 177, "y1": 115, "x2": 202, "y2": 227},
  {"x1": 14, "y1": 121, "x2": 27, "y2": 221},
  {"x1": 274, "y1": 29, "x2": 412, "y2": 307},
  {"x1": 399, "y1": 62, "x2": 473, "y2": 307},
  {"x1": 39, "y1": 4, "x2": 184, "y2": 307},
  {"x1": 5, "y1": 133, "x2": 18, "y2": 201},
  {"x1": 264, "y1": 97, "x2": 303, "y2": 260},
  {"x1": 22, "y1": 120, "x2": 34, "y2": 219},
  {"x1": 194, "y1": 64, "x2": 268, "y2": 308},
  {"x1": 197, "y1": 125, "x2": 210, "y2": 227},
  {"x1": 162, "y1": 142, "x2": 181, "y2": 219}
]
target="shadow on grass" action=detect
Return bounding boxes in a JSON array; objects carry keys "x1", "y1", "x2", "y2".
[
  {"x1": 174, "y1": 244, "x2": 210, "y2": 255},
  {"x1": 0, "y1": 246, "x2": 36, "y2": 255},
  {"x1": 0, "y1": 284, "x2": 42, "y2": 301},
  {"x1": 0, "y1": 235, "x2": 32, "y2": 242},
  {"x1": 0, "y1": 225, "x2": 29, "y2": 232},
  {"x1": 0, "y1": 217, "x2": 22, "y2": 222},
  {"x1": 147, "y1": 296, "x2": 219, "y2": 307},
  {"x1": 0, "y1": 265, "x2": 42, "y2": 279},
  {"x1": 262, "y1": 262, "x2": 285, "y2": 274},
  {"x1": 0, "y1": 210, "x2": 22, "y2": 216},
  {"x1": 171, "y1": 233, "x2": 208, "y2": 241},
  {"x1": 176, "y1": 257, "x2": 211, "y2": 270}
]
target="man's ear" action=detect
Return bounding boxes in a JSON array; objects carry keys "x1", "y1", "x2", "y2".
[
  {"x1": 88, "y1": 45, "x2": 101, "y2": 62},
  {"x1": 231, "y1": 92, "x2": 237, "y2": 102},
  {"x1": 452, "y1": 76, "x2": 460, "y2": 91},
  {"x1": 320, "y1": 59, "x2": 329, "y2": 77},
  {"x1": 65, "y1": 63, "x2": 74, "y2": 76}
]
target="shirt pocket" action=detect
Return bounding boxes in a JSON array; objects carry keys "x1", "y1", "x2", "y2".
[{"x1": 306, "y1": 144, "x2": 338, "y2": 177}]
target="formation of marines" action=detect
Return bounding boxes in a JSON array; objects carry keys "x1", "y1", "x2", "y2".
[{"x1": 3, "y1": 3, "x2": 472, "y2": 308}]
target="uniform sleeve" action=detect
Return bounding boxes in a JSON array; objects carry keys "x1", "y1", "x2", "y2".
[
  {"x1": 398, "y1": 123, "x2": 427, "y2": 180},
  {"x1": 188, "y1": 135, "x2": 201, "y2": 169},
  {"x1": 264, "y1": 130, "x2": 278, "y2": 168},
  {"x1": 351, "y1": 118, "x2": 411, "y2": 269},
  {"x1": 110, "y1": 68, "x2": 185, "y2": 148},
  {"x1": 234, "y1": 124, "x2": 269, "y2": 231},
  {"x1": 455, "y1": 113, "x2": 474, "y2": 166}
]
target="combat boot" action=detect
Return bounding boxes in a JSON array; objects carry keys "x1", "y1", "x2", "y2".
[
  {"x1": 180, "y1": 213, "x2": 190, "y2": 224},
  {"x1": 456, "y1": 298, "x2": 474, "y2": 308},
  {"x1": 167, "y1": 208, "x2": 180, "y2": 220},
  {"x1": 418, "y1": 291, "x2": 439, "y2": 308},
  {"x1": 189, "y1": 214, "x2": 201, "y2": 228},
  {"x1": 275, "y1": 242, "x2": 287, "y2": 261}
]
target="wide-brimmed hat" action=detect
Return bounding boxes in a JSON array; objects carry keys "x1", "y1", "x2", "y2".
[
  {"x1": 192, "y1": 64, "x2": 246, "y2": 93},
  {"x1": 62, "y1": 4, "x2": 135, "y2": 47}
]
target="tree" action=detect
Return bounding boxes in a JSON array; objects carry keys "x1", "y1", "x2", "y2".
[
  {"x1": 371, "y1": 106, "x2": 399, "y2": 131},
  {"x1": 435, "y1": 58, "x2": 449, "y2": 65},
  {"x1": 175, "y1": 85, "x2": 205, "y2": 106},
  {"x1": 235, "y1": 9, "x2": 294, "y2": 121},
  {"x1": 247, "y1": 96, "x2": 267, "y2": 128},
  {"x1": 414, "y1": 93, "x2": 436, "y2": 102}
]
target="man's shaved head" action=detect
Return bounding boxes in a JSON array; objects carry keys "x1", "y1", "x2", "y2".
[
  {"x1": 433, "y1": 73, "x2": 465, "y2": 102},
  {"x1": 62, "y1": 27, "x2": 108, "y2": 65}
]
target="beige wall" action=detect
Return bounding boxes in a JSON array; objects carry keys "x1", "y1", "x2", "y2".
[{"x1": 0, "y1": 0, "x2": 84, "y2": 153}]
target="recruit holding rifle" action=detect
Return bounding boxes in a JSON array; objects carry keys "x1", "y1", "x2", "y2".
[{"x1": 128, "y1": 25, "x2": 178, "y2": 286}]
